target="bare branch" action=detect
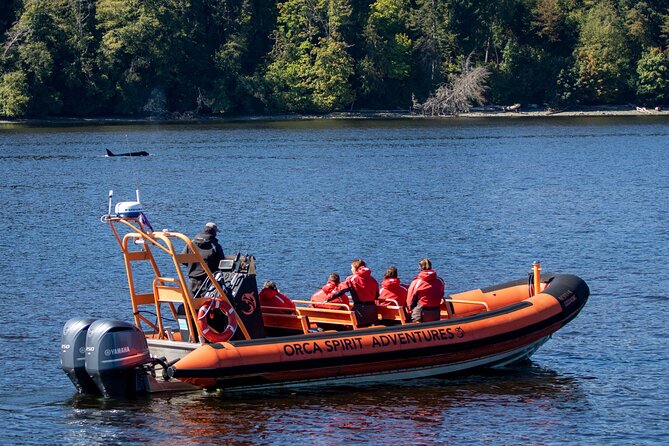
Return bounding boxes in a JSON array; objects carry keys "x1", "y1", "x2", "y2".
[
  {"x1": 417, "y1": 65, "x2": 490, "y2": 116},
  {"x1": 3, "y1": 23, "x2": 29, "y2": 58}
]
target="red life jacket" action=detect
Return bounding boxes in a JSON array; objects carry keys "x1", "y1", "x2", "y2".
[
  {"x1": 341, "y1": 267, "x2": 379, "y2": 303},
  {"x1": 258, "y1": 288, "x2": 296, "y2": 313},
  {"x1": 407, "y1": 270, "x2": 444, "y2": 309},
  {"x1": 379, "y1": 277, "x2": 408, "y2": 306},
  {"x1": 311, "y1": 281, "x2": 349, "y2": 309}
]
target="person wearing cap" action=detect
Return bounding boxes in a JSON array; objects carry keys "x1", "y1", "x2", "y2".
[{"x1": 182, "y1": 222, "x2": 225, "y2": 296}]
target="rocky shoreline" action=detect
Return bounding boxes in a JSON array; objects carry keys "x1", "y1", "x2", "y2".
[{"x1": 1, "y1": 105, "x2": 667, "y2": 125}]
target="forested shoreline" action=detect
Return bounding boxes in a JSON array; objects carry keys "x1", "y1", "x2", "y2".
[{"x1": 1, "y1": 0, "x2": 668, "y2": 118}]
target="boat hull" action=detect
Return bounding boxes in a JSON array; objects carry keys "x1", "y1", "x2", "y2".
[{"x1": 168, "y1": 274, "x2": 589, "y2": 391}]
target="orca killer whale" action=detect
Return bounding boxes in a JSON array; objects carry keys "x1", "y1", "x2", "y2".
[{"x1": 106, "y1": 149, "x2": 150, "y2": 157}]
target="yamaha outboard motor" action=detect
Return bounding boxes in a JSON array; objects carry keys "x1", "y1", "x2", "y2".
[
  {"x1": 60, "y1": 317, "x2": 100, "y2": 395},
  {"x1": 84, "y1": 319, "x2": 151, "y2": 398}
]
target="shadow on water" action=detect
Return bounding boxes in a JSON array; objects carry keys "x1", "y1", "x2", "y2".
[{"x1": 60, "y1": 362, "x2": 587, "y2": 444}]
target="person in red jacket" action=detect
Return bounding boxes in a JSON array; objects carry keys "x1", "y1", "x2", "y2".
[
  {"x1": 406, "y1": 258, "x2": 445, "y2": 322},
  {"x1": 258, "y1": 280, "x2": 296, "y2": 314},
  {"x1": 329, "y1": 259, "x2": 379, "y2": 326},
  {"x1": 378, "y1": 265, "x2": 408, "y2": 307},
  {"x1": 310, "y1": 273, "x2": 349, "y2": 309}
]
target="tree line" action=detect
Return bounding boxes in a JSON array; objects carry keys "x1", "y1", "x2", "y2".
[{"x1": 1, "y1": 0, "x2": 668, "y2": 118}]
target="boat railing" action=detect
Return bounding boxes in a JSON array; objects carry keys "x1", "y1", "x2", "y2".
[
  {"x1": 375, "y1": 299, "x2": 409, "y2": 324},
  {"x1": 292, "y1": 299, "x2": 351, "y2": 311},
  {"x1": 291, "y1": 300, "x2": 411, "y2": 328},
  {"x1": 441, "y1": 297, "x2": 490, "y2": 319},
  {"x1": 260, "y1": 305, "x2": 312, "y2": 334},
  {"x1": 260, "y1": 305, "x2": 299, "y2": 314},
  {"x1": 291, "y1": 300, "x2": 360, "y2": 329},
  {"x1": 105, "y1": 216, "x2": 251, "y2": 342}
]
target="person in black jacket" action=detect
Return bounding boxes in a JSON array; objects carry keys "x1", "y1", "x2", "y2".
[{"x1": 183, "y1": 222, "x2": 224, "y2": 296}]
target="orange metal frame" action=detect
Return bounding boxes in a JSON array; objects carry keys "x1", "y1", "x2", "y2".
[{"x1": 106, "y1": 216, "x2": 251, "y2": 342}]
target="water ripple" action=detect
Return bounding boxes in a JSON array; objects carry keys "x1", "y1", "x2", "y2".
[{"x1": 1, "y1": 118, "x2": 668, "y2": 445}]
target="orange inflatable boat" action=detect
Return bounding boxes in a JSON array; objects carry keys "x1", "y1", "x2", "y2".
[
  {"x1": 168, "y1": 272, "x2": 588, "y2": 390},
  {"x1": 60, "y1": 202, "x2": 589, "y2": 397}
]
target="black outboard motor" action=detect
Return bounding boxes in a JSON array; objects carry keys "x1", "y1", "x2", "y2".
[
  {"x1": 60, "y1": 317, "x2": 100, "y2": 395},
  {"x1": 84, "y1": 319, "x2": 151, "y2": 398}
]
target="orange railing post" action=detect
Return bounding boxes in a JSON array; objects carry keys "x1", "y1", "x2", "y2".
[{"x1": 532, "y1": 261, "x2": 542, "y2": 296}]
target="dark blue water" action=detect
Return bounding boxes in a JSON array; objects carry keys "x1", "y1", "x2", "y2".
[{"x1": 1, "y1": 117, "x2": 668, "y2": 445}]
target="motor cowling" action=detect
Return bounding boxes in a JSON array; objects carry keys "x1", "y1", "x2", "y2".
[
  {"x1": 60, "y1": 317, "x2": 100, "y2": 395},
  {"x1": 84, "y1": 319, "x2": 151, "y2": 398}
]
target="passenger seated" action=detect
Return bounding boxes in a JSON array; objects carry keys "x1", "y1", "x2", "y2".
[
  {"x1": 329, "y1": 259, "x2": 379, "y2": 327},
  {"x1": 378, "y1": 265, "x2": 408, "y2": 307},
  {"x1": 407, "y1": 258, "x2": 445, "y2": 322},
  {"x1": 311, "y1": 273, "x2": 349, "y2": 309},
  {"x1": 258, "y1": 281, "x2": 296, "y2": 314}
]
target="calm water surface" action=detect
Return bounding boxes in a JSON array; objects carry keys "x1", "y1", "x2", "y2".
[{"x1": 0, "y1": 117, "x2": 668, "y2": 445}]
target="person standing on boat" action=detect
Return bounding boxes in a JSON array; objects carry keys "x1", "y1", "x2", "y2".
[
  {"x1": 329, "y1": 259, "x2": 379, "y2": 327},
  {"x1": 311, "y1": 273, "x2": 349, "y2": 309},
  {"x1": 182, "y1": 222, "x2": 225, "y2": 296},
  {"x1": 406, "y1": 258, "x2": 445, "y2": 322},
  {"x1": 378, "y1": 265, "x2": 408, "y2": 307},
  {"x1": 258, "y1": 281, "x2": 296, "y2": 314}
]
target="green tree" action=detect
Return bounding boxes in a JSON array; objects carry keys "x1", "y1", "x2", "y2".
[
  {"x1": 1, "y1": 0, "x2": 100, "y2": 116},
  {"x1": 408, "y1": 0, "x2": 453, "y2": 85},
  {"x1": 530, "y1": 0, "x2": 577, "y2": 54},
  {"x1": 408, "y1": 0, "x2": 534, "y2": 103},
  {"x1": 263, "y1": 0, "x2": 354, "y2": 112},
  {"x1": 662, "y1": 12, "x2": 669, "y2": 48},
  {"x1": 210, "y1": 0, "x2": 275, "y2": 114},
  {"x1": 0, "y1": 71, "x2": 29, "y2": 116},
  {"x1": 97, "y1": 0, "x2": 240, "y2": 115},
  {"x1": 568, "y1": 3, "x2": 633, "y2": 104},
  {"x1": 357, "y1": 0, "x2": 412, "y2": 106},
  {"x1": 0, "y1": 0, "x2": 22, "y2": 37},
  {"x1": 489, "y1": 39, "x2": 561, "y2": 105},
  {"x1": 636, "y1": 47, "x2": 669, "y2": 104}
]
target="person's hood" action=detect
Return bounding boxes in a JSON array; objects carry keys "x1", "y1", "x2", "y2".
[
  {"x1": 322, "y1": 281, "x2": 338, "y2": 294},
  {"x1": 417, "y1": 270, "x2": 438, "y2": 281},
  {"x1": 260, "y1": 288, "x2": 278, "y2": 298},
  {"x1": 355, "y1": 266, "x2": 372, "y2": 278},
  {"x1": 382, "y1": 277, "x2": 401, "y2": 289}
]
